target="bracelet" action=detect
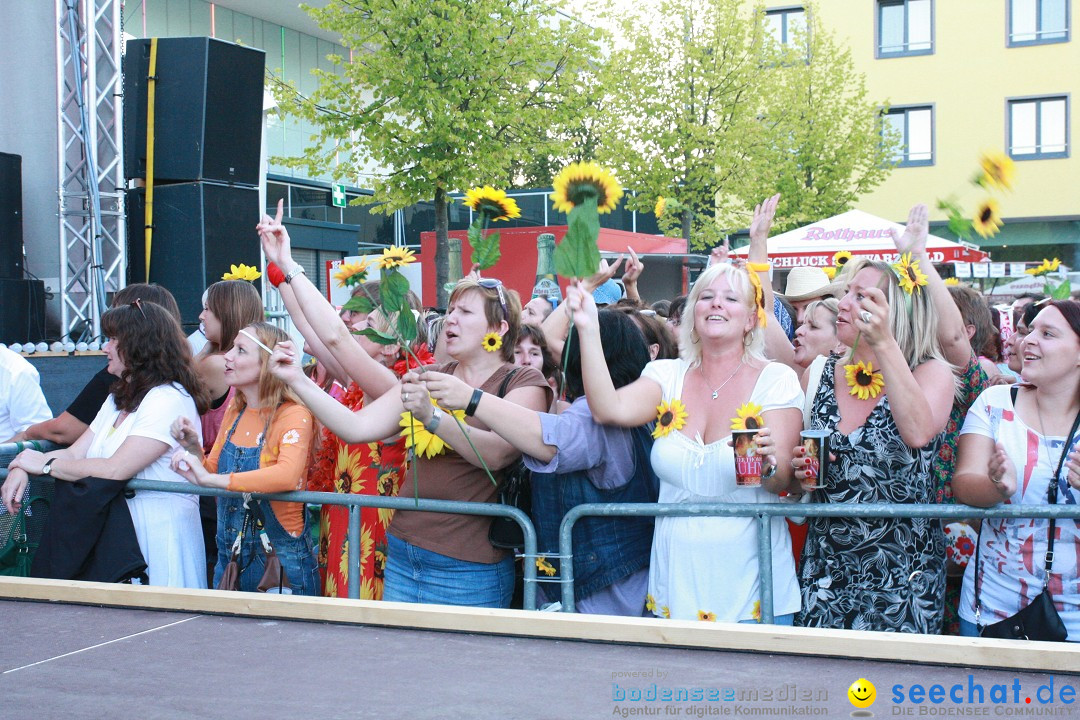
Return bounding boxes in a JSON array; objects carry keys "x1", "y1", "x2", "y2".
[
  {"x1": 283, "y1": 265, "x2": 306, "y2": 284},
  {"x1": 746, "y1": 262, "x2": 771, "y2": 272},
  {"x1": 266, "y1": 262, "x2": 286, "y2": 288},
  {"x1": 465, "y1": 388, "x2": 483, "y2": 417},
  {"x1": 423, "y1": 407, "x2": 443, "y2": 433}
]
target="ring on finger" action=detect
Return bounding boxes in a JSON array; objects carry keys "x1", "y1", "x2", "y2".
[
  {"x1": 859, "y1": 310, "x2": 872, "y2": 323},
  {"x1": 403, "y1": 392, "x2": 410, "y2": 401}
]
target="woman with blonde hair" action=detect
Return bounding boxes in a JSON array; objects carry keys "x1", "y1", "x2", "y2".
[
  {"x1": 792, "y1": 256, "x2": 956, "y2": 633},
  {"x1": 171, "y1": 321, "x2": 319, "y2": 595}
]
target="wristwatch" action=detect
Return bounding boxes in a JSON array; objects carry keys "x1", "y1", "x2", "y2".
[
  {"x1": 283, "y1": 265, "x2": 306, "y2": 284},
  {"x1": 423, "y1": 407, "x2": 443, "y2": 433},
  {"x1": 41, "y1": 458, "x2": 56, "y2": 477}
]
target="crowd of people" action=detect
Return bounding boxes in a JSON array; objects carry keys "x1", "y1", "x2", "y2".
[{"x1": 2, "y1": 196, "x2": 1078, "y2": 643}]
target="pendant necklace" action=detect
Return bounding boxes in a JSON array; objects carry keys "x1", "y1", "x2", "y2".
[{"x1": 701, "y1": 361, "x2": 744, "y2": 400}]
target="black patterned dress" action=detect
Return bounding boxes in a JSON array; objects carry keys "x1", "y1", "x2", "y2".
[{"x1": 795, "y1": 355, "x2": 946, "y2": 634}]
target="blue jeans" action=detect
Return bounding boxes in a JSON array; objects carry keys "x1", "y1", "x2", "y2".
[
  {"x1": 384, "y1": 534, "x2": 514, "y2": 608},
  {"x1": 959, "y1": 618, "x2": 979, "y2": 637}
]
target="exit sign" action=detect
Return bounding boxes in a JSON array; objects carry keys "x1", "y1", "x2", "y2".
[{"x1": 332, "y1": 183, "x2": 346, "y2": 208}]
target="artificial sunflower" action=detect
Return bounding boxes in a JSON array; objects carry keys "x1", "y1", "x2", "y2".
[
  {"x1": 645, "y1": 594, "x2": 657, "y2": 613},
  {"x1": 378, "y1": 246, "x2": 417, "y2": 269},
  {"x1": 464, "y1": 186, "x2": 521, "y2": 222},
  {"x1": 978, "y1": 150, "x2": 1016, "y2": 192},
  {"x1": 892, "y1": 252, "x2": 929, "y2": 294},
  {"x1": 399, "y1": 401, "x2": 465, "y2": 458},
  {"x1": 536, "y1": 558, "x2": 557, "y2": 577},
  {"x1": 661, "y1": 606, "x2": 671, "y2": 619},
  {"x1": 481, "y1": 332, "x2": 503, "y2": 352},
  {"x1": 844, "y1": 361, "x2": 885, "y2": 400},
  {"x1": 832, "y1": 251, "x2": 853, "y2": 268},
  {"x1": 1026, "y1": 258, "x2": 1062, "y2": 276},
  {"x1": 334, "y1": 259, "x2": 371, "y2": 288},
  {"x1": 698, "y1": 610, "x2": 716, "y2": 622},
  {"x1": 944, "y1": 277, "x2": 960, "y2": 286},
  {"x1": 222, "y1": 263, "x2": 262, "y2": 282},
  {"x1": 751, "y1": 600, "x2": 761, "y2": 622},
  {"x1": 654, "y1": 196, "x2": 666, "y2": 218},
  {"x1": 653, "y1": 399, "x2": 689, "y2": 439},
  {"x1": 550, "y1": 161, "x2": 624, "y2": 214},
  {"x1": 730, "y1": 402, "x2": 764, "y2": 431},
  {"x1": 972, "y1": 199, "x2": 1003, "y2": 239},
  {"x1": 822, "y1": 266, "x2": 837, "y2": 280}
]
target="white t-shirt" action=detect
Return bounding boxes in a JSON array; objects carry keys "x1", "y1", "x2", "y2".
[
  {"x1": 0, "y1": 347, "x2": 52, "y2": 440},
  {"x1": 959, "y1": 384, "x2": 1080, "y2": 639},
  {"x1": 640, "y1": 358, "x2": 803, "y2": 622}
]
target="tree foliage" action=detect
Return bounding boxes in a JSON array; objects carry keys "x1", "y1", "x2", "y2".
[{"x1": 274, "y1": 0, "x2": 602, "y2": 304}]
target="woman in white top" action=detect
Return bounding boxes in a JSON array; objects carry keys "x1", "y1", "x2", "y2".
[
  {"x1": 3, "y1": 300, "x2": 209, "y2": 588},
  {"x1": 954, "y1": 300, "x2": 1080, "y2": 640},
  {"x1": 564, "y1": 260, "x2": 804, "y2": 624}
]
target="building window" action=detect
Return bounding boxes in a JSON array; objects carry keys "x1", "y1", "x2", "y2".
[
  {"x1": 1009, "y1": 0, "x2": 1069, "y2": 46},
  {"x1": 1008, "y1": 96, "x2": 1069, "y2": 159},
  {"x1": 883, "y1": 106, "x2": 934, "y2": 166},
  {"x1": 765, "y1": 6, "x2": 806, "y2": 46},
  {"x1": 877, "y1": 0, "x2": 933, "y2": 57}
]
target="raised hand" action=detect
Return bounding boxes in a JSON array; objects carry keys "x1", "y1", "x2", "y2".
[
  {"x1": 268, "y1": 339, "x2": 305, "y2": 385},
  {"x1": 256, "y1": 198, "x2": 293, "y2": 267},
  {"x1": 583, "y1": 255, "x2": 625, "y2": 294},
  {"x1": 564, "y1": 280, "x2": 600, "y2": 333},
  {"x1": 889, "y1": 203, "x2": 929, "y2": 257},
  {"x1": 854, "y1": 285, "x2": 893, "y2": 349},
  {"x1": 749, "y1": 193, "x2": 780, "y2": 246},
  {"x1": 622, "y1": 247, "x2": 644, "y2": 286},
  {"x1": 708, "y1": 237, "x2": 730, "y2": 268}
]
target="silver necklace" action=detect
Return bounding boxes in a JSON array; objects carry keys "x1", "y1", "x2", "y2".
[{"x1": 700, "y1": 361, "x2": 744, "y2": 400}]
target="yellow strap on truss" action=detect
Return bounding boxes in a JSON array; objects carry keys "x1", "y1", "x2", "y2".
[{"x1": 144, "y1": 37, "x2": 158, "y2": 281}]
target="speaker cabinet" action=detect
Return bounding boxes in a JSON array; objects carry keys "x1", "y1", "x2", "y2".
[
  {"x1": 123, "y1": 37, "x2": 265, "y2": 186},
  {"x1": 0, "y1": 152, "x2": 24, "y2": 279},
  {"x1": 0, "y1": 278, "x2": 45, "y2": 343},
  {"x1": 126, "y1": 182, "x2": 261, "y2": 328}
]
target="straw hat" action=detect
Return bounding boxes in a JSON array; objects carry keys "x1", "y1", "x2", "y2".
[{"x1": 781, "y1": 267, "x2": 844, "y2": 302}]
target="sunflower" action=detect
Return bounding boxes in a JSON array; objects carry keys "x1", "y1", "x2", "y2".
[
  {"x1": 661, "y1": 606, "x2": 671, "y2": 619},
  {"x1": 652, "y1": 399, "x2": 689, "y2": 439},
  {"x1": 550, "y1": 162, "x2": 624, "y2": 214},
  {"x1": 334, "y1": 259, "x2": 371, "y2": 288},
  {"x1": 978, "y1": 150, "x2": 1016, "y2": 192},
  {"x1": 944, "y1": 277, "x2": 960, "y2": 286},
  {"x1": 832, "y1": 251, "x2": 853, "y2": 267},
  {"x1": 822, "y1": 266, "x2": 837, "y2": 280},
  {"x1": 482, "y1": 332, "x2": 503, "y2": 353},
  {"x1": 378, "y1": 246, "x2": 417, "y2": 269},
  {"x1": 751, "y1": 600, "x2": 761, "y2": 622},
  {"x1": 654, "y1": 196, "x2": 666, "y2": 218},
  {"x1": 698, "y1": 610, "x2": 716, "y2": 622},
  {"x1": 1026, "y1": 258, "x2": 1062, "y2": 276},
  {"x1": 464, "y1": 186, "x2": 521, "y2": 222},
  {"x1": 731, "y1": 402, "x2": 764, "y2": 431},
  {"x1": 399, "y1": 400, "x2": 465, "y2": 458},
  {"x1": 892, "y1": 252, "x2": 929, "y2": 294},
  {"x1": 536, "y1": 558, "x2": 557, "y2": 577},
  {"x1": 645, "y1": 593, "x2": 657, "y2": 613},
  {"x1": 972, "y1": 199, "x2": 1003, "y2": 239},
  {"x1": 221, "y1": 263, "x2": 262, "y2": 282},
  {"x1": 844, "y1": 361, "x2": 885, "y2": 400}
]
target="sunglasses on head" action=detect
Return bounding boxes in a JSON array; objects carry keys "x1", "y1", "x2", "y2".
[
  {"x1": 130, "y1": 298, "x2": 147, "y2": 319},
  {"x1": 478, "y1": 278, "x2": 509, "y2": 320}
]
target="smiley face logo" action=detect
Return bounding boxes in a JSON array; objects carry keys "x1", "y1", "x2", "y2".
[{"x1": 848, "y1": 678, "x2": 876, "y2": 709}]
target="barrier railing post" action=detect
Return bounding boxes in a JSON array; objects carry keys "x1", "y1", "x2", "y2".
[
  {"x1": 756, "y1": 513, "x2": 774, "y2": 624},
  {"x1": 347, "y1": 504, "x2": 361, "y2": 600}
]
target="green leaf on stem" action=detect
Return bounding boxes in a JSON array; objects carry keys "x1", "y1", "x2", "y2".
[
  {"x1": 341, "y1": 294, "x2": 374, "y2": 314},
  {"x1": 353, "y1": 327, "x2": 398, "y2": 345},
  {"x1": 471, "y1": 229, "x2": 502, "y2": 270},
  {"x1": 396, "y1": 303, "x2": 418, "y2": 342},
  {"x1": 554, "y1": 195, "x2": 601, "y2": 279}
]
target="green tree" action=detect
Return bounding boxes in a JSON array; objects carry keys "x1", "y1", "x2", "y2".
[
  {"x1": 743, "y1": 8, "x2": 897, "y2": 232},
  {"x1": 274, "y1": 0, "x2": 603, "y2": 305}
]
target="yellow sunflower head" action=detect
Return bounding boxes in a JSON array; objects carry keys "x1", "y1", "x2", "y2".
[
  {"x1": 222, "y1": 263, "x2": 262, "y2": 282},
  {"x1": 550, "y1": 162, "x2": 624, "y2": 215},
  {"x1": 645, "y1": 593, "x2": 657, "y2": 612},
  {"x1": 730, "y1": 402, "x2": 764, "y2": 431},
  {"x1": 536, "y1": 558, "x2": 557, "y2": 577},
  {"x1": 844, "y1": 361, "x2": 885, "y2": 401},
  {"x1": 652, "y1": 399, "x2": 689, "y2": 439},
  {"x1": 399, "y1": 400, "x2": 464, "y2": 458},
  {"x1": 654, "y1": 196, "x2": 666, "y2": 218},
  {"x1": 1026, "y1": 258, "x2": 1063, "y2": 277},
  {"x1": 464, "y1": 186, "x2": 521, "y2": 222},
  {"x1": 333, "y1": 259, "x2": 371, "y2": 288},
  {"x1": 661, "y1": 606, "x2": 671, "y2": 619},
  {"x1": 892, "y1": 252, "x2": 929, "y2": 295},
  {"x1": 482, "y1": 332, "x2": 503, "y2": 353},
  {"x1": 378, "y1": 246, "x2": 417, "y2": 270},
  {"x1": 698, "y1": 610, "x2": 716, "y2": 622},
  {"x1": 978, "y1": 150, "x2": 1016, "y2": 192},
  {"x1": 972, "y1": 199, "x2": 1003, "y2": 239},
  {"x1": 944, "y1": 277, "x2": 960, "y2": 286},
  {"x1": 832, "y1": 251, "x2": 853, "y2": 268},
  {"x1": 822, "y1": 266, "x2": 837, "y2": 280}
]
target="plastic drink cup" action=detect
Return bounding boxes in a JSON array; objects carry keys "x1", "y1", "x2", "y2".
[
  {"x1": 732, "y1": 429, "x2": 762, "y2": 487},
  {"x1": 800, "y1": 429, "x2": 831, "y2": 489}
]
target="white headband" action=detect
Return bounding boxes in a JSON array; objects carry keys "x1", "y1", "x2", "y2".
[{"x1": 237, "y1": 328, "x2": 273, "y2": 355}]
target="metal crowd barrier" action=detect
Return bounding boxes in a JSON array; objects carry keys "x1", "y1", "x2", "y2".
[
  {"x1": 557, "y1": 502, "x2": 1080, "y2": 617},
  {"x1": 0, "y1": 441, "x2": 540, "y2": 610}
]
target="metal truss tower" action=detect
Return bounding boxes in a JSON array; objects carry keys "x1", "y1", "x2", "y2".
[{"x1": 55, "y1": 0, "x2": 125, "y2": 340}]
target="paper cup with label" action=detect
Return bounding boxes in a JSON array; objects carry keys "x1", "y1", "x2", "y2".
[
  {"x1": 799, "y1": 429, "x2": 831, "y2": 489},
  {"x1": 732, "y1": 429, "x2": 762, "y2": 487}
]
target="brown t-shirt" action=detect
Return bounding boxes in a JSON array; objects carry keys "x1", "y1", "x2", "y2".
[{"x1": 389, "y1": 362, "x2": 551, "y2": 564}]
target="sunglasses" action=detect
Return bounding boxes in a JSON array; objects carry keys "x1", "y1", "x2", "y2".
[
  {"x1": 478, "y1": 278, "x2": 509, "y2": 320},
  {"x1": 130, "y1": 298, "x2": 147, "y2": 319}
]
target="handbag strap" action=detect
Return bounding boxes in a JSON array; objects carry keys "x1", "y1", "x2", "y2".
[
  {"x1": 496, "y1": 366, "x2": 521, "y2": 399},
  {"x1": 975, "y1": 387, "x2": 1080, "y2": 624}
]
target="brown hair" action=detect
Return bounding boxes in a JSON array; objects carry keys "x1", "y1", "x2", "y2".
[
  {"x1": 204, "y1": 280, "x2": 264, "y2": 354},
  {"x1": 230, "y1": 322, "x2": 303, "y2": 414},
  {"x1": 948, "y1": 285, "x2": 993, "y2": 359},
  {"x1": 616, "y1": 306, "x2": 678, "y2": 360},
  {"x1": 517, "y1": 323, "x2": 560, "y2": 382},
  {"x1": 101, "y1": 301, "x2": 209, "y2": 413},
  {"x1": 448, "y1": 279, "x2": 521, "y2": 362},
  {"x1": 113, "y1": 283, "x2": 182, "y2": 322}
]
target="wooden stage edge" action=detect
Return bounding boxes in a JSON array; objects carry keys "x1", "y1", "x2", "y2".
[{"x1": 2, "y1": 576, "x2": 1076, "y2": 674}]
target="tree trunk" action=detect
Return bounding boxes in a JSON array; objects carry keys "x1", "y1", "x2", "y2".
[
  {"x1": 681, "y1": 207, "x2": 692, "y2": 244},
  {"x1": 434, "y1": 186, "x2": 449, "y2": 308}
]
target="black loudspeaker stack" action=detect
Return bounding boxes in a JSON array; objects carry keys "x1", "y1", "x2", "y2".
[
  {"x1": 0, "y1": 151, "x2": 45, "y2": 342},
  {"x1": 123, "y1": 37, "x2": 266, "y2": 327}
]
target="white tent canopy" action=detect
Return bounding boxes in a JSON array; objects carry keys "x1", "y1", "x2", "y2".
[{"x1": 732, "y1": 210, "x2": 990, "y2": 268}]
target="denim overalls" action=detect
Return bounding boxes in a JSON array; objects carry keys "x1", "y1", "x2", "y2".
[{"x1": 212, "y1": 409, "x2": 318, "y2": 595}]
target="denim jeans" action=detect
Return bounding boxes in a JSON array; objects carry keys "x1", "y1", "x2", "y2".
[
  {"x1": 959, "y1": 618, "x2": 979, "y2": 637},
  {"x1": 384, "y1": 534, "x2": 514, "y2": 608}
]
